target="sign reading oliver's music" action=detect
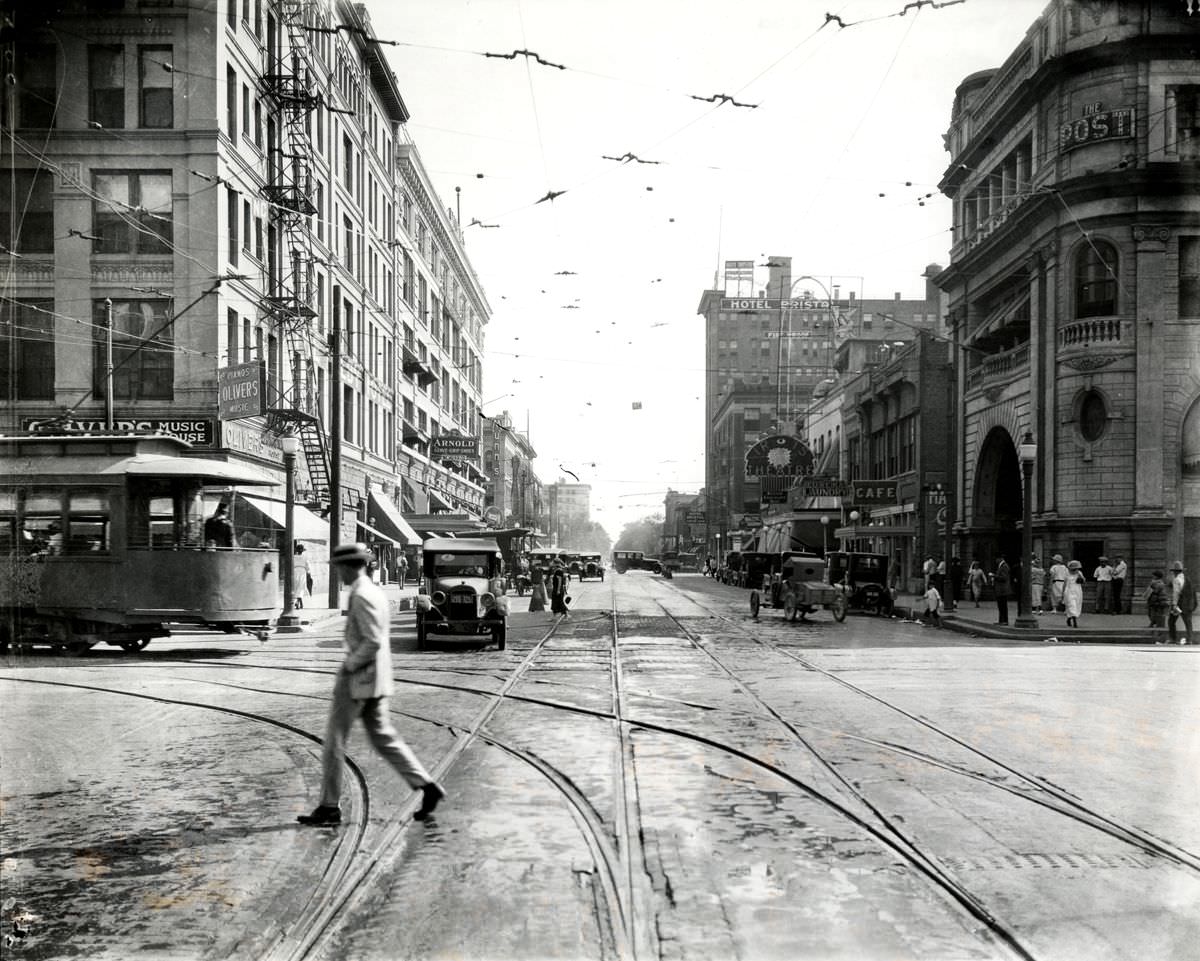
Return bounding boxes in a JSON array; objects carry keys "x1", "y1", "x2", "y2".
[
  {"x1": 430, "y1": 435, "x2": 480, "y2": 459},
  {"x1": 848, "y1": 480, "x2": 899, "y2": 506},
  {"x1": 217, "y1": 361, "x2": 266, "y2": 420},
  {"x1": 1059, "y1": 102, "x2": 1134, "y2": 153}
]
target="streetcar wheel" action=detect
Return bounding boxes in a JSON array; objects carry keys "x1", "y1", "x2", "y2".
[
  {"x1": 749, "y1": 591, "x2": 761, "y2": 619},
  {"x1": 120, "y1": 636, "x2": 151, "y2": 653},
  {"x1": 831, "y1": 593, "x2": 848, "y2": 622}
]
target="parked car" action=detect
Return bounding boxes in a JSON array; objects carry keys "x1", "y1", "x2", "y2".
[
  {"x1": 415, "y1": 537, "x2": 509, "y2": 650},
  {"x1": 825, "y1": 550, "x2": 894, "y2": 617},
  {"x1": 751, "y1": 552, "x2": 846, "y2": 622}
]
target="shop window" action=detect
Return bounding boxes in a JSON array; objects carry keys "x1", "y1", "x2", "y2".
[
  {"x1": 0, "y1": 299, "x2": 55, "y2": 399},
  {"x1": 1180, "y1": 236, "x2": 1200, "y2": 319},
  {"x1": 92, "y1": 299, "x2": 173, "y2": 399},
  {"x1": 1074, "y1": 242, "x2": 1118, "y2": 318}
]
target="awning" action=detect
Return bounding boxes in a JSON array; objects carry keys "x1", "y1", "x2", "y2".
[
  {"x1": 367, "y1": 490, "x2": 419, "y2": 545},
  {"x1": 238, "y1": 492, "x2": 328, "y2": 541},
  {"x1": 357, "y1": 520, "x2": 398, "y2": 546},
  {"x1": 427, "y1": 489, "x2": 453, "y2": 512}
]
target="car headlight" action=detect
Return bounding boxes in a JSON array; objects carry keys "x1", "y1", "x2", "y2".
[
  {"x1": 415, "y1": 595, "x2": 432, "y2": 612},
  {"x1": 480, "y1": 592, "x2": 495, "y2": 609},
  {"x1": 495, "y1": 596, "x2": 509, "y2": 614},
  {"x1": 431, "y1": 590, "x2": 446, "y2": 606}
]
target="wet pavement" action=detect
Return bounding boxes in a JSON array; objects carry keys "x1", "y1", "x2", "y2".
[{"x1": 2, "y1": 572, "x2": 1198, "y2": 961}]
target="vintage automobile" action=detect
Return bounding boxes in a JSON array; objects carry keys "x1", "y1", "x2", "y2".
[
  {"x1": 579, "y1": 553, "x2": 605, "y2": 581},
  {"x1": 719, "y1": 551, "x2": 742, "y2": 585},
  {"x1": 750, "y1": 552, "x2": 847, "y2": 622},
  {"x1": 612, "y1": 550, "x2": 644, "y2": 574},
  {"x1": 825, "y1": 550, "x2": 894, "y2": 617},
  {"x1": 642, "y1": 556, "x2": 663, "y2": 575},
  {"x1": 415, "y1": 537, "x2": 509, "y2": 650},
  {"x1": 566, "y1": 553, "x2": 585, "y2": 578},
  {"x1": 739, "y1": 551, "x2": 780, "y2": 591}
]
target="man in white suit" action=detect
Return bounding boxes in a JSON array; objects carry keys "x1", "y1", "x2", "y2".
[{"x1": 298, "y1": 543, "x2": 445, "y2": 826}]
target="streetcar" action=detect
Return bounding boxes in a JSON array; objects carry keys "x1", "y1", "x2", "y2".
[{"x1": 0, "y1": 432, "x2": 282, "y2": 654}]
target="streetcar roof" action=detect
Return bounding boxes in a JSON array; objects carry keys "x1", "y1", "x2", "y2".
[
  {"x1": 423, "y1": 536, "x2": 502, "y2": 553},
  {"x1": 0, "y1": 449, "x2": 278, "y2": 487}
]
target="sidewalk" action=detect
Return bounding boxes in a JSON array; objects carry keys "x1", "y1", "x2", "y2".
[
  {"x1": 274, "y1": 580, "x2": 421, "y2": 632},
  {"x1": 893, "y1": 592, "x2": 1171, "y2": 643}
]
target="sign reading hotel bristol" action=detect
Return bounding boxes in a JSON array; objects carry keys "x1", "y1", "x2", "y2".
[
  {"x1": 216, "y1": 361, "x2": 266, "y2": 420},
  {"x1": 430, "y1": 435, "x2": 480, "y2": 459},
  {"x1": 744, "y1": 434, "x2": 814, "y2": 478},
  {"x1": 720, "y1": 298, "x2": 832, "y2": 311}
]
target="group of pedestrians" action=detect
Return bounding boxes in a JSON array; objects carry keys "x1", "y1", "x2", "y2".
[{"x1": 525, "y1": 553, "x2": 570, "y2": 616}]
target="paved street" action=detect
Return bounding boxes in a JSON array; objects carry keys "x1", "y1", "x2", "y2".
[{"x1": 2, "y1": 572, "x2": 1198, "y2": 961}]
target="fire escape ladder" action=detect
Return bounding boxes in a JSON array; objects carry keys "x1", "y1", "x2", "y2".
[{"x1": 259, "y1": 0, "x2": 328, "y2": 509}]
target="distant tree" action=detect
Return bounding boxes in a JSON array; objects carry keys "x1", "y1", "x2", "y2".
[
  {"x1": 558, "y1": 519, "x2": 612, "y2": 554},
  {"x1": 614, "y1": 514, "x2": 663, "y2": 556}
]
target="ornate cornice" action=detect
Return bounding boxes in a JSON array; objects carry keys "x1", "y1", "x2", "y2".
[
  {"x1": 1132, "y1": 224, "x2": 1170, "y2": 247},
  {"x1": 1061, "y1": 353, "x2": 1122, "y2": 372}
]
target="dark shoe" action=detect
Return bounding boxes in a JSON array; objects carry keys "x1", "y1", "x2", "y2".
[
  {"x1": 414, "y1": 782, "x2": 445, "y2": 821},
  {"x1": 297, "y1": 804, "x2": 341, "y2": 826}
]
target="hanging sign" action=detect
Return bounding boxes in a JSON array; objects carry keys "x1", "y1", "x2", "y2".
[
  {"x1": 744, "y1": 434, "x2": 814, "y2": 478},
  {"x1": 430, "y1": 435, "x2": 480, "y2": 459},
  {"x1": 217, "y1": 362, "x2": 266, "y2": 420}
]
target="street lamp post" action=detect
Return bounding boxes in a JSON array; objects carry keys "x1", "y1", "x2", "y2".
[
  {"x1": 1015, "y1": 432, "x2": 1038, "y2": 629},
  {"x1": 820, "y1": 515, "x2": 830, "y2": 555},
  {"x1": 279, "y1": 431, "x2": 301, "y2": 629}
]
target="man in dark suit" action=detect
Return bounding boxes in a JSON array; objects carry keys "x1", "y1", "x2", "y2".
[
  {"x1": 993, "y1": 555, "x2": 1012, "y2": 625},
  {"x1": 298, "y1": 543, "x2": 445, "y2": 826}
]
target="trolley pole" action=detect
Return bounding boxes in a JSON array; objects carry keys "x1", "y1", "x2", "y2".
[
  {"x1": 328, "y1": 287, "x2": 343, "y2": 608},
  {"x1": 104, "y1": 298, "x2": 114, "y2": 430}
]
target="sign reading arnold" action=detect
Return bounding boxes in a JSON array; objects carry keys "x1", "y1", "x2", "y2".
[
  {"x1": 744, "y1": 434, "x2": 814, "y2": 479},
  {"x1": 430, "y1": 435, "x2": 480, "y2": 459},
  {"x1": 217, "y1": 361, "x2": 266, "y2": 420}
]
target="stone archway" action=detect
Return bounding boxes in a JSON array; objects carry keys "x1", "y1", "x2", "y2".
[
  {"x1": 1182, "y1": 398, "x2": 1200, "y2": 577},
  {"x1": 972, "y1": 426, "x2": 1023, "y2": 568}
]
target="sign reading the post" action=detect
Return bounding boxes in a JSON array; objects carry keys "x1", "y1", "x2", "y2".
[
  {"x1": 744, "y1": 434, "x2": 814, "y2": 479},
  {"x1": 848, "y1": 480, "x2": 899, "y2": 506},
  {"x1": 217, "y1": 362, "x2": 266, "y2": 420},
  {"x1": 1059, "y1": 103, "x2": 1135, "y2": 153},
  {"x1": 430, "y1": 435, "x2": 480, "y2": 459}
]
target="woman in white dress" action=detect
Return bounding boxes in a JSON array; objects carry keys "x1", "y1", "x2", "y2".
[
  {"x1": 1064, "y1": 560, "x2": 1085, "y2": 628},
  {"x1": 292, "y1": 542, "x2": 311, "y2": 609}
]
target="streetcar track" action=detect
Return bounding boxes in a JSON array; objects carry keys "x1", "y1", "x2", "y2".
[{"x1": 649, "y1": 577, "x2": 1200, "y2": 875}]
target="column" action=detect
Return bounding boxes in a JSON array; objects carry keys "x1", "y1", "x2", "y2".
[{"x1": 1133, "y1": 225, "x2": 1169, "y2": 512}]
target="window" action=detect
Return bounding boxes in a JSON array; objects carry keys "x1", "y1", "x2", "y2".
[
  {"x1": 254, "y1": 215, "x2": 264, "y2": 261},
  {"x1": 13, "y1": 45, "x2": 56, "y2": 128},
  {"x1": 66, "y1": 492, "x2": 109, "y2": 554},
  {"x1": 1180, "y1": 236, "x2": 1200, "y2": 318},
  {"x1": 0, "y1": 299, "x2": 55, "y2": 399},
  {"x1": 241, "y1": 83, "x2": 250, "y2": 139},
  {"x1": 343, "y1": 385, "x2": 354, "y2": 442},
  {"x1": 1079, "y1": 390, "x2": 1108, "y2": 442},
  {"x1": 22, "y1": 490, "x2": 63, "y2": 555},
  {"x1": 253, "y1": 99, "x2": 263, "y2": 147},
  {"x1": 226, "y1": 307, "x2": 239, "y2": 363},
  {"x1": 139, "y1": 47, "x2": 173, "y2": 127},
  {"x1": 93, "y1": 171, "x2": 173, "y2": 254},
  {"x1": 1074, "y1": 242, "x2": 1118, "y2": 318},
  {"x1": 0, "y1": 169, "x2": 54, "y2": 253},
  {"x1": 242, "y1": 199, "x2": 252, "y2": 254},
  {"x1": 1176, "y1": 85, "x2": 1200, "y2": 161},
  {"x1": 342, "y1": 134, "x2": 353, "y2": 191},
  {"x1": 90, "y1": 45, "x2": 125, "y2": 129},
  {"x1": 343, "y1": 215, "x2": 353, "y2": 271},
  {"x1": 242, "y1": 318, "x2": 252, "y2": 363},
  {"x1": 92, "y1": 299, "x2": 173, "y2": 400},
  {"x1": 226, "y1": 65, "x2": 237, "y2": 145},
  {"x1": 226, "y1": 186, "x2": 238, "y2": 265}
]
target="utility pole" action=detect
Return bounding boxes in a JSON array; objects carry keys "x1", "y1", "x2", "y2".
[
  {"x1": 104, "y1": 299, "x2": 114, "y2": 429},
  {"x1": 328, "y1": 286, "x2": 342, "y2": 608}
]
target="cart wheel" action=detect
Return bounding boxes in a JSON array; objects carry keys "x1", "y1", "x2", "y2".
[
  {"x1": 749, "y1": 591, "x2": 761, "y2": 619},
  {"x1": 783, "y1": 594, "x2": 798, "y2": 622},
  {"x1": 831, "y1": 593, "x2": 848, "y2": 622}
]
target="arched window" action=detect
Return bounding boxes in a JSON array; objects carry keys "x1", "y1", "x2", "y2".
[{"x1": 1075, "y1": 242, "x2": 1118, "y2": 318}]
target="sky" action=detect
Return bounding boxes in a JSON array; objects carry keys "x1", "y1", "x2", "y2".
[{"x1": 368, "y1": 0, "x2": 1049, "y2": 541}]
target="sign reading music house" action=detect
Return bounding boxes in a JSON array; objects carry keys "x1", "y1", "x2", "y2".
[
  {"x1": 23, "y1": 417, "x2": 216, "y2": 446},
  {"x1": 430, "y1": 435, "x2": 480, "y2": 459},
  {"x1": 217, "y1": 361, "x2": 266, "y2": 420},
  {"x1": 1059, "y1": 102, "x2": 1135, "y2": 152}
]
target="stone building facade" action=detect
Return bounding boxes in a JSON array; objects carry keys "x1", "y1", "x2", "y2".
[{"x1": 935, "y1": 0, "x2": 1200, "y2": 589}]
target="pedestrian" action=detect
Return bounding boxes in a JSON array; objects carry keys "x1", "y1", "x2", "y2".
[
  {"x1": 549, "y1": 560, "x2": 570, "y2": 616},
  {"x1": 297, "y1": 543, "x2": 445, "y2": 827},
  {"x1": 1029, "y1": 554, "x2": 1045, "y2": 614},
  {"x1": 1111, "y1": 555, "x2": 1127, "y2": 614},
  {"x1": 967, "y1": 560, "x2": 986, "y2": 607},
  {"x1": 992, "y1": 554, "x2": 1012, "y2": 625},
  {"x1": 396, "y1": 552, "x2": 409, "y2": 586},
  {"x1": 922, "y1": 582, "x2": 942, "y2": 627},
  {"x1": 932, "y1": 557, "x2": 946, "y2": 596},
  {"x1": 948, "y1": 556, "x2": 963, "y2": 612},
  {"x1": 1144, "y1": 570, "x2": 1169, "y2": 631},
  {"x1": 204, "y1": 503, "x2": 234, "y2": 548},
  {"x1": 1064, "y1": 560, "x2": 1085, "y2": 628},
  {"x1": 1048, "y1": 554, "x2": 1069, "y2": 612},
  {"x1": 1166, "y1": 560, "x2": 1196, "y2": 645},
  {"x1": 528, "y1": 561, "x2": 547, "y2": 613},
  {"x1": 1093, "y1": 556, "x2": 1113, "y2": 614},
  {"x1": 922, "y1": 555, "x2": 935, "y2": 590},
  {"x1": 292, "y1": 542, "x2": 311, "y2": 609}
]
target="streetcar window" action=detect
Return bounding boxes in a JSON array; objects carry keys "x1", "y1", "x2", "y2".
[
  {"x1": 149, "y1": 496, "x2": 175, "y2": 548},
  {"x1": 66, "y1": 492, "x2": 109, "y2": 554},
  {"x1": 0, "y1": 490, "x2": 15, "y2": 553},
  {"x1": 23, "y1": 490, "x2": 63, "y2": 554}
]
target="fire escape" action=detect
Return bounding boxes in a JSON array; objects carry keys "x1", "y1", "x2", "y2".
[{"x1": 259, "y1": 0, "x2": 330, "y2": 508}]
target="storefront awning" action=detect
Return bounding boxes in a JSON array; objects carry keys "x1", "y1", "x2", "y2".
[
  {"x1": 238, "y1": 492, "x2": 328, "y2": 541},
  {"x1": 367, "y1": 491, "x2": 418, "y2": 545},
  {"x1": 428, "y1": 489, "x2": 453, "y2": 512},
  {"x1": 357, "y1": 520, "x2": 399, "y2": 546}
]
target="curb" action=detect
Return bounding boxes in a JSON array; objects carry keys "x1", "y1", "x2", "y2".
[{"x1": 937, "y1": 613, "x2": 1163, "y2": 644}]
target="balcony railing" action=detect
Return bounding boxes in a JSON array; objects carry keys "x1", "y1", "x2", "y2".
[
  {"x1": 1058, "y1": 317, "x2": 1125, "y2": 350},
  {"x1": 966, "y1": 342, "x2": 1030, "y2": 389}
]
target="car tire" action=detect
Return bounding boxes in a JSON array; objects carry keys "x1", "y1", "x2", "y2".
[
  {"x1": 784, "y1": 594, "x2": 798, "y2": 622},
  {"x1": 831, "y1": 593, "x2": 848, "y2": 622}
]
